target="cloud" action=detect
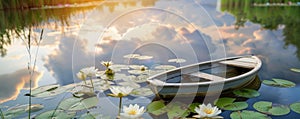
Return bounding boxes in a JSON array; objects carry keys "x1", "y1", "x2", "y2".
[
  {"x1": 44, "y1": 35, "x2": 94, "y2": 85},
  {"x1": 0, "y1": 68, "x2": 43, "y2": 104}
]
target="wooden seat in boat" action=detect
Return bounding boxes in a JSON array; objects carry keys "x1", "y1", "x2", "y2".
[{"x1": 188, "y1": 71, "x2": 225, "y2": 81}]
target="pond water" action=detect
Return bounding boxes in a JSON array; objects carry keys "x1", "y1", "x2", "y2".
[{"x1": 0, "y1": 0, "x2": 300, "y2": 118}]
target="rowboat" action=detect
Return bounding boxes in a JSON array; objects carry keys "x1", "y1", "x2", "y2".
[{"x1": 146, "y1": 55, "x2": 262, "y2": 98}]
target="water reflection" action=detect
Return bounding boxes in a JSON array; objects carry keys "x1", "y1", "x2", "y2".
[
  {"x1": 0, "y1": 0, "x2": 300, "y2": 118},
  {"x1": 221, "y1": 0, "x2": 300, "y2": 59},
  {"x1": 0, "y1": 68, "x2": 42, "y2": 103},
  {"x1": 0, "y1": 6, "x2": 95, "y2": 57}
]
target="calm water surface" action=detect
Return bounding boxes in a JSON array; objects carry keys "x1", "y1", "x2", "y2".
[{"x1": 0, "y1": 0, "x2": 299, "y2": 118}]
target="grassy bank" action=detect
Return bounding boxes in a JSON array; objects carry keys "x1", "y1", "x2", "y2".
[{"x1": 0, "y1": 0, "x2": 102, "y2": 10}]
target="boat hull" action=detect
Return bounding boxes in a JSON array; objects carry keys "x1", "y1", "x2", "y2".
[
  {"x1": 149, "y1": 72, "x2": 257, "y2": 98},
  {"x1": 147, "y1": 55, "x2": 262, "y2": 98}
]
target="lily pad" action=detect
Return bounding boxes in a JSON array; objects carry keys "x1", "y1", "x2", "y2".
[
  {"x1": 290, "y1": 102, "x2": 300, "y2": 114},
  {"x1": 253, "y1": 101, "x2": 290, "y2": 116},
  {"x1": 123, "y1": 54, "x2": 140, "y2": 59},
  {"x1": 132, "y1": 75, "x2": 148, "y2": 83},
  {"x1": 188, "y1": 103, "x2": 201, "y2": 113},
  {"x1": 35, "y1": 110, "x2": 75, "y2": 119},
  {"x1": 223, "y1": 102, "x2": 248, "y2": 111},
  {"x1": 4, "y1": 104, "x2": 44, "y2": 118},
  {"x1": 137, "y1": 55, "x2": 153, "y2": 60},
  {"x1": 58, "y1": 97, "x2": 82, "y2": 110},
  {"x1": 31, "y1": 84, "x2": 59, "y2": 96},
  {"x1": 128, "y1": 70, "x2": 148, "y2": 75},
  {"x1": 147, "y1": 101, "x2": 167, "y2": 116},
  {"x1": 108, "y1": 64, "x2": 129, "y2": 72},
  {"x1": 155, "y1": 65, "x2": 176, "y2": 70},
  {"x1": 214, "y1": 97, "x2": 236, "y2": 108},
  {"x1": 130, "y1": 88, "x2": 153, "y2": 97},
  {"x1": 79, "y1": 112, "x2": 110, "y2": 119},
  {"x1": 214, "y1": 97, "x2": 248, "y2": 111},
  {"x1": 290, "y1": 68, "x2": 300, "y2": 73},
  {"x1": 230, "y1": 110, "x2": 271, "y2": 119},
  {"x1": 118, "y1": 81, "x2": 141, "y2": 89},
  {"x1": 129, "y1": 65, "x2": 147, "y2": 70},
  {"x1": 93, "y1": 80, "x2": 113, "y2": 91},
  {"x1": 68, "y1": 97, "x2": 99, "y2": 111},
  {"x1": 262, "y1": 78, "x2": 295, "y2": 88},
  {"x1": 168, "y1": 58, "x2": 186, "y2": 63},
  {"x1": 233, "y1": 88, "x2": 260, "y2": 98},
  {"x1": 166, "y1": 102, "x2": 189, "y2": 119}
]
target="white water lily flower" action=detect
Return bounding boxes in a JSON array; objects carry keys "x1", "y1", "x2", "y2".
[
  {"x1": 193, "y1": 103, "x2": 222, "y2": 119},
  {"x1": 120, "y1": 104, "x2": 145, "y2": 119},
  {"x1": 101, "y1": 61, "x2": 113, "y2": 68},
  {"x1": 108, "y1": 86, "x2": 133, "y2": 97},
  {"x1": 76, "y1": 72, "x2": 86, "y2": 80},
  {"x1": 80, "y1": 67, "x2": 98, "y2": 77}
]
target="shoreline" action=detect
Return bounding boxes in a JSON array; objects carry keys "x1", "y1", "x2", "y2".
[{"x1": 0, "y1": 0, "x2": 103, "y2": 10}]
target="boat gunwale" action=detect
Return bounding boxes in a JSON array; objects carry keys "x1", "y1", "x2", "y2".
[{"x1": 146, "y1": 55, "x2": 262, "y2": 86}]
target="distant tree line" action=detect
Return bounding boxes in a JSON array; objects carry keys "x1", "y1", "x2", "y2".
[{"x1": 0, "y1": 0, "x2": 102, "y2": 10}]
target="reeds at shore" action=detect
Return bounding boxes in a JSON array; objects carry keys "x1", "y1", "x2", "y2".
[{"x1": 0, "y1": 0, "x2": 102, "y2": 10}]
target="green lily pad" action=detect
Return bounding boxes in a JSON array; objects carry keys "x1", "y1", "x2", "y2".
[
  {"x1": 58, "y1": 97, "x2": 82, "y2": 110},
  {"x1": 188, "y1": 103, "x2": 201, "y2": 113},
  {"x1": 130, "y1": 87, "x2": 153, "y2": 97},
  {"x1": 35, "y1": 110, "x2": 75, "y2": 119},
  {"x1": 290, "y1": 102, "x2": 300, "y2": 114},
  {"x1": 133, "y1": 75, "x2": 148, "y2": 83},
  {"x1": 154, "y1": 65, "x2": 176, "y2": 70},
  {"x1": 128, "y1": 70, "x2": 148, "y2": 75},
  {"x1": 230, "y1": 110, "x2": 271, "y2": 119},
  {"x1": 147, "y1": 101, "x2": 167, "y2": 116},
  {"x1": 223, "y1": 102, "x2": 248, "y2": 111},
  {"x1": 166, "y1": 102, "x2": 189, "y2": 119},
  {"x1": 4, "y1": 104, "x2": 44, "y2": 118},
  {"x1": 233, "y1": 88, "x2": 260, "y2": 98},
  {"x1": 214, "y1": 97, "x2": 248, "y2": 111},
  {"x1": 30, "y1": 84, "x2": 75, "y2": 98},
  {"x1": 168, "y1": 58, "x2": 186, "y2": 63},
  {"x1": 253, "y1": 101, "x2": 290, "y2": 116},
  {"x1": 137, "y1": 55, "x2": 153, "y2": 60},
  {"x1": 31, "y1": 84, "x2": 59, "y2": 96},
  {"x1": 129, "y1": 65, "x2": 147, "y2": 70},
  {"x1": 68, "y1": 97, "x2": 99, "y2": 111},
  {"x1": 262, "y1": 78, "x2": 296, "y2": 88},
  {"x1": 93, "y1": 80, "x2": 113, "y2": 91},
  {"x1": 79, "y1": 112, "x2": 111, "y2": 119},
  {"x1": 214, "y1": 97, "x2": 236, "y2": 108},
  {"x1": 108, "y1": 64, "x2": 129, "y2": 72},
  {"x1": 123, "y1": 54, "x2": 140, "y2": 59},
  {"x1": 118, "y1": 81, "x2": 141, "y2": 89},
  {"x1": 290, "y1": 68, "x2": 300, "y2": 73}
]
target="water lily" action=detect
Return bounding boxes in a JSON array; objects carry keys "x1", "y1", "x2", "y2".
[
  {"x1": 79, "y1": 67, "x2": 98, "y2": 91},
  {"x1": 120, "y1": 104, "x2": 145, "y2": 119},
  {"x1": 108, "y1": 86, "x2": 134, "y2": 116},
  {"x1": 101, "y1": 61, "x2": 113, "y2": 68},
  {"x1": 76, "y1": 71, "x2": 87, "y2": 84},
  {"x1": 80, "y1": 67, "x2": 98, "y2": 77},
  {"x1": 108, "y1": 86, "x2": 133, "y2": 97},
  {"x1": 193, "y1": 103, "x2": 222, "y2": 119}
]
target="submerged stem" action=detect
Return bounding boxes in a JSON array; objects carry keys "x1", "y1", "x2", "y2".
[
  {"x1": 0, "y1": 108, "x2": 5, "y2": 119},
  {"x1": 28, "y1": 28, "x2": 32, "y2": 119},
  {"x1": 118, "y1": 97, "x2": 122, "y2": 116},
  {"x1": 90, "y1": 77, "x2": 94, "y2": 91}
]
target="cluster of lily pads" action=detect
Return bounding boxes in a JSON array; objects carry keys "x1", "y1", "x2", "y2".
[
  {"x1": 1, "y1": 55, "x2": 300, "y2": 119},
  {"x1": 146, "y1": 68, "x2": 300, "y2": 118},
  {"x1": 0, "y1": 54, "x2": 188, "y2": 119}
]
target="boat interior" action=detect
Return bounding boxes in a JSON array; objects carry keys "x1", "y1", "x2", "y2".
[{"x1": 163, "y1": 57, "x2": 257, "y2": 83}]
